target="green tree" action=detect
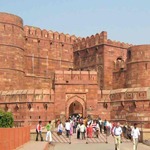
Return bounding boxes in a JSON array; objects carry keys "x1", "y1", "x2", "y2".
[{"x1": 0, "y1": 110, "x2": 14, "y2": 128}]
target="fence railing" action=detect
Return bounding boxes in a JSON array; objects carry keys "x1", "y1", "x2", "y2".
[{"x1": 0, "y1": 126, "x2": 30, "y2": 150}]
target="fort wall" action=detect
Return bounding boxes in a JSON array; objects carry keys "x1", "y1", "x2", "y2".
[
  {"x1": 54, "y1": 70, "x2": 98, "y2": 119},
  {"x1": 112, "y1": 70, "x2": 126, "y2": 89},
  {"x1": 0, "y1": 13, "x2": 25, "y2": 90},
  {"x1": 0, "y1": 12, "x2": 150, "y2": 128},
  {"x1": 23, "y1": 26, "x2": 77, "y2": 89},
  {"x1": 0, "y1": 89, "x2": 54, "y2": 128},
  {"x1": 24, "y1": 25, "x2": 76, "y2": 73},
  {"x1": 73, "y1": 31, "x2": 131, "y2": 90},
  {"x1": 110, "y1": 87, "x2": 150, "y2": 128},
  {"x1": 126, "y1": 45, "x2": 150, "y2": 88}
]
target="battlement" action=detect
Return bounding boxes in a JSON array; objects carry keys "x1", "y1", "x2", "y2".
[
  {"x1": 24, "y1": 25, "x2": 77, "y2": 44},
  {"x1": 54, "y1": 70, "x2": 97, "y2": 84},
  {"x1": 110, "y1": 87, "x2": 150, "y2": 101},
  {"x1": 73, "y1": 31, "x2": 107, "y2": 51},
  {"x1": 73, "y1": 31, "x2": 132, "y2": 51},
  {"x1": 107, "y1": 39, "x2": 132, "y2": 48}
]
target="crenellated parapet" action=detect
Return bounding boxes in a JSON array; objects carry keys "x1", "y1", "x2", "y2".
[
  {"x1": 54, "y1": 70, "x2": 97, "y2": 85},
  {"x1": 0, "y1": 89, "x2": 53, "y2": 103},
  {"x1": 24, "y1": 25, "x2": 77, "y2": 44},
  {"x1": 107, "y1": 39, "x2": 132, "y2": 49},
  {"x1": 73, "y1": 31, "x2": 132, "y2": 52},
  {"x1": 110, "y1": 87, "x2": 150, "y2": 126},
  {"x1": 110, "y1": 87, "x2": 150, "y2": 101},
  {"x1": 73, "y1": 31, "x2": 107, "y2": 51}
]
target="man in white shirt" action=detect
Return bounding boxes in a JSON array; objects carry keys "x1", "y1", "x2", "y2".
[
  {"x1": 65, "y1": 120, "x2": 71, "y2": 138},
  {"x1": 112, "y1": 122, "x2": 123, "y2": 150},
  {"x1": 131, "y1": 123, "x2": 140, "y2": 150},
  {"x1": 80, "y1": 122, "x2": 86, "y2": 139}
]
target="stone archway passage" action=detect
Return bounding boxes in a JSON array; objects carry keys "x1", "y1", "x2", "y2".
[
  {"x1": 69, "y1": 100, "x2": 83, "y2": 117},
  {"x1": 66, "y1": 95, "x2": 86, "y2": 119}
]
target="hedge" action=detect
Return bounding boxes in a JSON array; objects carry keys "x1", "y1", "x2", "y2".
[{"x1": 0, "y1": 110, "x2": 14, "y2": 128}]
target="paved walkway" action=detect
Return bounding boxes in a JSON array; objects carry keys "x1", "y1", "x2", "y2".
[
  {"x1": 17, "y1": 141, "x2": 49, "y2": 150},
  {"x1": 18, "y1": 131, "x2": 150, "y2": 150},
  {"x1": 52, "y1": 132, "x2": 150, "y2": 150},
  {"x1": 53, "y1": 142, "x2": 150, "y2": 150}
]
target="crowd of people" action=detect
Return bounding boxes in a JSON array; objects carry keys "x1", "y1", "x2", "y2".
[{"x1": 35, "y1": 115, "x2": 141, "y2": 150}]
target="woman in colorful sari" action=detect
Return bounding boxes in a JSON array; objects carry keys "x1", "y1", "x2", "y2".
[
  {"x1": 87, "y1": 123, "x2": 93, "y2": 138},
  {"x1": 70, "y1": 121, "x2": 73, "y2": 135}
]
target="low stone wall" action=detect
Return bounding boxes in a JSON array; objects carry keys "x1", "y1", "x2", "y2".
[
  {"x1": 0, "y1": 126, "x2": 30, "y2": 150},
  {"x1": 141, "y1": 129, "x2": 150, "y2": 141}
]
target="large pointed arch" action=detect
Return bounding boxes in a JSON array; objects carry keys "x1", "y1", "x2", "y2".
[{"x1": 66, "y1": 95, "x2": 86, "y2": 119}]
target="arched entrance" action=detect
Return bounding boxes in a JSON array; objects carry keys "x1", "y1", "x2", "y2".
[
  {"x1": 69, "y1": 101, "x2": 83, "y2": 117},
  {"x1": 66, "y1": 95, "x2": 86, "y2": 119}
]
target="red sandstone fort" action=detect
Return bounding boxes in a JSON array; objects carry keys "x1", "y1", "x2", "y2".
[{"x1": 0, "y1": 12, "x2": 150, "y2": 128}]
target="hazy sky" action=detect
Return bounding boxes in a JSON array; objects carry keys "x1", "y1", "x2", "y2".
[{"x1": 0, "y1": 0, "x2": 150, "y2": 44}]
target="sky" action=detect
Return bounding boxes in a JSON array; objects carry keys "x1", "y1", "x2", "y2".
[{"x1": 0, "y1": 0, "x2": 150, "y2": 44}]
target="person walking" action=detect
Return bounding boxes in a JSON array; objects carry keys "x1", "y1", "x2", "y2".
[
  {"x1": 131, "y1": 123, "x2": 140, "y2": 150},
  {"x1": 112, "y1": 122, "x2": 123, "y2": 150},
  {"x1": 77, "y1": 122, "x2": 81, "y2": 139},
  {"x1": 65, "y1": 120, "x2": 71, "y2": 138},
  {"x1": 57, "y1": 121, "x2": 63, "y2": 135},
  {"x1": 45, "y1": 121, "x2": 52, "y2": 144},
  {"x1": 73, "y1": 120, "x2": 77, "y2": 133},
  {"x1": 104, "y1": 119, "x2": 107, "y2": 134},
  {"x1": 98, "y1": 118, "x2": 103, "y2": 133},
  {"x1": 87, "y1": 123, "x2": 93, "y2": 138},
  {"x1": 36, "y1": 121, "x2": 43, "y2": 141},
  {"x1": 80, "y1": 122, "x2": 86, "y2": 140},
  {"x1": 70, "y1": 120, "x2": 73, "y2": 136}
]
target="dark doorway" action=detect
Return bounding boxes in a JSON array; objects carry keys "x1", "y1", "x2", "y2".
[{"x1": 69, "y1": 101, "x2": 83, "y2": 118}]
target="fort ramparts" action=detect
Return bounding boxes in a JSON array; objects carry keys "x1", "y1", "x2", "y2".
[{"x1": 0, "y1": 12, "x2": 150, "y2": 128}]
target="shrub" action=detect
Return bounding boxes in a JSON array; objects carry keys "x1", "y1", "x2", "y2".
[{"x1": 0, "y1": 110, "x2": 14, "y2": 128}]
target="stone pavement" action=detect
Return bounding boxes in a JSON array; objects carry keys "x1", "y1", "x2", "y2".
[
  {"x1": 52, "y1": 133, "x2": 150, "y2": 150},
  {"x1": 17, "y1": 141, "x2": 49, "y2": 150},
  {"x1": 18, "y1": 131, "x2": 150, "y2": 150},
  {"x1": 53, "y1": 142, "x2": 150, "y2": 150}
]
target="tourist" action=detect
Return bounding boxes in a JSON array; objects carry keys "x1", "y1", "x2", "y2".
[
  {"x1": 73, "y1": 120, "x2": 77, "y2": 133},
  {"x1": 104, "y1": 119, "x2": 107, "y2": 134},
  {"x1": 127, "y1": 125, "x2": 132, "y2": 139},
  {"x1": 112, "y1": 122, "x2": 123, "y2": 150},
  {"x1": 98, "y1": 118, "x2": 103, "y2": 133},
  {"x1": 36, "y1": 121, "x2": 43, "y2": 141},
  {"x1": 92, "y1": 120, "x2": 99, "y2": 138},
  {"x1": 111, "y1": 122, "x2": 116, "y2": 135},
  {"x1": 46, "y1": 121, "x2": 52, "y2": 144},
  {"x1": 77, "y1": 122, "x2": 81, "y2": 139},
  {"x1": 80, "y1": 122, "x2": 86, "y2": 140},
  {"x1": 70, "y1": 120, "x2": 73, "y2": 135},
  {"x1": 107, "y1": 121, "x2": 112, "y2": 135},
  {"x1": 65, "y1": 120, "x2": 71, "y2": 138},
  {"x1": 131, "y1": 123, "x2": 140, "y2": 150},
  {"x1": 57, "y1": 121, "x2": 63, "y2": 135},
  {"x1": 87, "y1": 123, "x2": 93, "y2": 138}
]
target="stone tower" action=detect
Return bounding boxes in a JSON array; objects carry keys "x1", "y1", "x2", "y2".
[{"x1": 0, "y1": 13, "x2": 25, "y2": 90}]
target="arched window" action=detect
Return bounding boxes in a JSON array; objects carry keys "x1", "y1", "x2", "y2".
[{"x1": 127, "y1": 50, "x2": 131, "y2": 60}]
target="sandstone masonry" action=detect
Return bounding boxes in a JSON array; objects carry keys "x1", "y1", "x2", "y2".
[{"x1": 0, "y1": 12, "x2": 150, "y2": 128}]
